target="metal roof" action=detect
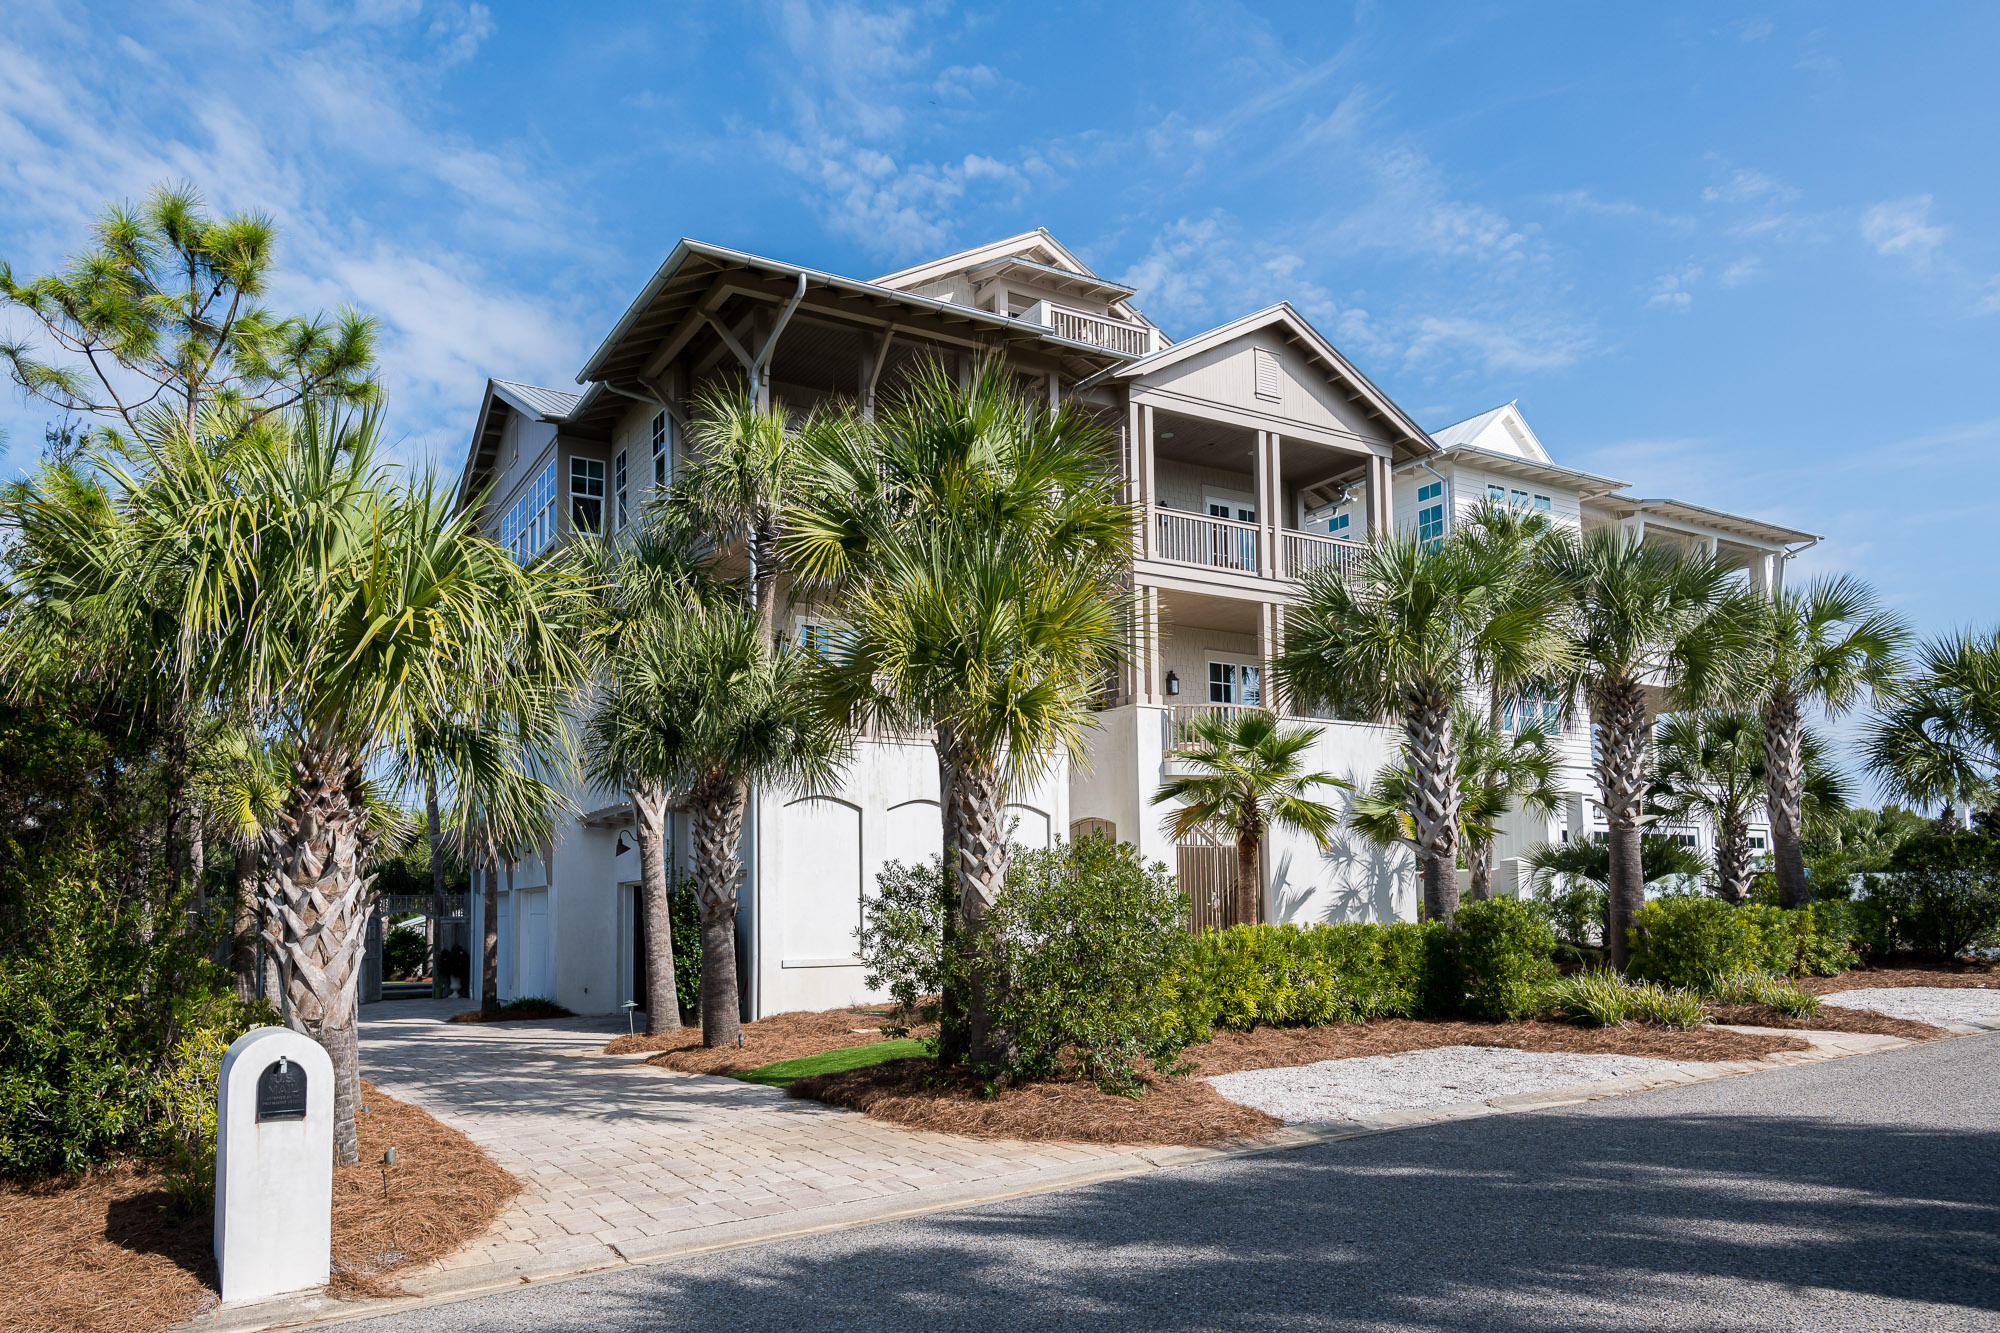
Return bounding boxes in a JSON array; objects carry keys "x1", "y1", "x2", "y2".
[
  {"x1": 490, "y1": 378, "x2": 581, "y2": 420},
  {"x1": 1593, "y1": 494, "x2": 1820, "y2": 548},
  {"x1": 1428, "y1": 443, "x2": 1628, "y2": 498}
]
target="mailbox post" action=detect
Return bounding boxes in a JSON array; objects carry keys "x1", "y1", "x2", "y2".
[{"x1": 214, "y1": 1026, "x2": 334, "y2": 1305}]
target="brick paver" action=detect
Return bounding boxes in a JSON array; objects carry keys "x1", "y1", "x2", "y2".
[{"x1": 358, "y1": 1000, "x2": 1142, "y2": 1272}]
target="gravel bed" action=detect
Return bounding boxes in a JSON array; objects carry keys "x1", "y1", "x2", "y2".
[
  {"x1": 1208, "y1": 1045, "x2": 1695, "y2": 1125},
  {"x1": 1821, "y1": 986, "x2": 2000, "y2": 1027}
]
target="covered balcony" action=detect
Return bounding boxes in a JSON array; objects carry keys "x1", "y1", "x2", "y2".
[{"x1": 1131, "y1": 406, "x2": 1387, "y2": 586}]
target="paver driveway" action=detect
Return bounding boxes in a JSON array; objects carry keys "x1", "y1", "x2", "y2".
[{"x1": 358, "y1": 1000, "x2": 1142, "y2": 1280}]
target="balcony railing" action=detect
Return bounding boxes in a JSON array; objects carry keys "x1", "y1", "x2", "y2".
[
  {"x1": 1155, "y1": 507, "x2": 1260, "y2": 573},
  {"x1": 1019, "y1": 300, "x2": 1155, "y2": 357},
  {"x1": 1282, "y1": 530, "x2": 1366, "y2": 583},
  {"x1": 1165, "y1": 703, "x2": 1267, "y2": 744}
]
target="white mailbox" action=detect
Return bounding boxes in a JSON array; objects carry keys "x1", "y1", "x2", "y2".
[{"x1": 214, "y1": 1026, "x2": 334, "y2": 1305}]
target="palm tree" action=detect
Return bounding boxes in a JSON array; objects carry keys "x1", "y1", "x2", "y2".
[
  {"x1": 198, "y1": 726, "x2": 288, "y2": 1002},
  {"x1": 1349, "y1": 705, "x2": 1564, "y2": 901},
  {"x1": 1543, "y1": 530, "x2": 1761, "y2": 969},
  {"x1": 2, "y1": 404, "x2": 589, "y2": 1163},
  {"x1": 1152, "y1": 711, "x2": 1348, "y2": 924},
  {"x1": 784, "y1": 359, "x2": 1131, "y2": 1066},
  {"x1": 1866, "y1": 629, "x2": 2000, "y2": 829},
  {"x1": 604, "y1": 599, "x2": 847, "y2": 1046},
  {"x1": 450, "y1": 768, "x2": 568, "y2": 1020},
  {"x1": 575, "y1": 505, "x2": 723, "y2": 1036},
  {"x1": 1757, "y1": 576, "x2": 1906, "y2": 906},
  {"x1": 1650, "y1": 712, "x2": 1850, "y2": 904},
  {"x1": 1457, "y1": 503, "x2": 1566, "y2": 898},
  {"x1": 674, "y1": 386, "x2": 808, "y2": 641},
  {"x1": 1524, "y1": 833, "x2": 1713, "y2": 947},
  {"x1": 1279, "y1": 529, "x2": 1569, "y2": 922}
]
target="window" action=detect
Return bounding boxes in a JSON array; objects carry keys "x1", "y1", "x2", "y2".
[
  {"x1": 1672, "y1": 833, "x2": 1698, "y2": 849},
  {"x1": 570, "y1": 456, "x2": 605, "y2": 534},
  {"x1": 1253, "y1": 348, "x2": 1281, "y2": 401},
  {"x1": 1510, "y1": 488, "x2": 1529, "y2": 508},
  {"x1": 651, "y1": 410, "x2": 670, "y2": 488},
  {"x1": 613, "y1": 451, "x2": 629, "y2": 531},
  {"x1": 1325, "y1": 512, "x2": 1350, "y2": 535},
  {"x1": 1487, "y1": 484, "x2": 1505, "y2": 503},
  {"x1": 1502, "y1": 689, "x2": 1563, "y2": 733},
  {"x1": 500, "y1": 459, "x2": 558, "y2": 564},
  {"x1": 1750, "y1": 834, "x2": 1768, "y2": 851},
  {"x1": 1534, "y1": 494, "x2": 1552, "y2": 512},
  {"x1": 1417, "y1": 480, "x2": 1445, "y2": 545},
  {"x1": 1207, "y1": 661, "x2": 1261, "y2": 706}
]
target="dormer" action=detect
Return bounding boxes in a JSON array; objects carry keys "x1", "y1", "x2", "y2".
[
  {"x1": 873, "y1": 229, "x2": 1164, "y2": 355},
  {"x1": 1427, "y1": 401, "x2": 1552, "y2": 464}
]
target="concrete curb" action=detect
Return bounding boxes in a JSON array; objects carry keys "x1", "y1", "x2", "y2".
[{"x1": 178, "y1": 1023, "x2": 1987, "y2": 1333}]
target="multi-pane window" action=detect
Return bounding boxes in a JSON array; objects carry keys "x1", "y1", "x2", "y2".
[
  {"x1": 570, "y1": 456, "x2": 606, "y2": 534},
  {"x1": 1533, "y1": 494, "x2": 1552, "y2": 512},
  {"x1": 613, "y1": 450, "x2": 629, "y2": 531},
  {"x1": 500, "y1": 459, "x2": 558, "y2": 564},
  {"x1": 1502, "y1": 690, "x2": 1563, "y2": 733},
  {"x1": 1510, "y1": 488, "x2": 1529, "y2": 507},
  {"x1": 1207, "y1": 661, "x2": 1261, "y2": 707},
  {"x1": 1417, "y1": 480, "x2": 1445, "y2": 545},
  {"x1": 1487, "y1": 484, "x2": 1505, "y2": 503},
  {"x1": 1326, "y1": 512, "x2": 1350, "y2": 536},
  {"x1": 651, "y1": 410, "x2": 670, "y2": 488}
]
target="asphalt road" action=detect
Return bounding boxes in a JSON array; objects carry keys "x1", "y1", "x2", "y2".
[{"x1": 350, "y1": 1033, "x2": 2000, "y2": 1332}]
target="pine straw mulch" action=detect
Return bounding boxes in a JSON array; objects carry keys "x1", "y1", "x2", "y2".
[
  {"x1": 784, "y1": 1018, "x2": 1810, "y2": 1149},
  {"x1": 607, "y1": 1006, "x2": 933, "y2": 1076},
  {"x1": 1800, "y1": 958, "x2": 2000, "y2": 995},
  {"x1": 0, "y1": 1081, "x2": 518, "y2": 1333},
  {"x1": 1704, "y1": 1003, "x2": 1947, "y2": 1040}
]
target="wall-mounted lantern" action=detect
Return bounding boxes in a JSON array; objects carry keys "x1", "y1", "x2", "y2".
[{"x1": 1165, "y1": 670, "x2": 1180, "y2": 696}]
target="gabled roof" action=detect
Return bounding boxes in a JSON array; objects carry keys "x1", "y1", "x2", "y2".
[
  {"x1": 457, "y1": 377, "x2": 574, "y2": 508},
  {"x1": 1429, "y1": 443, "x2": 1627, "y2": 498},
  {"x1": 491, "y1": 378, "x2": 580, "y2": 421},
  {"x1": 870, "y1": 228, "x2": 1101, "y2": 290},
  {"x1": 1428, "y1": 401, "x2": 1551, "y2": 463},
  {"x1": 1077, "y1": 303, "x2": 1435, "y2": 458}
]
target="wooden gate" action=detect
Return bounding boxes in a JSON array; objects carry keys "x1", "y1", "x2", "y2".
[{"x1": 1177, "y1": 838, "x2": 1258, "y2": 931}]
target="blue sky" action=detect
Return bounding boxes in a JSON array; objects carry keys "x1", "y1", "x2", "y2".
[{"x1": 3, "y1": 0, "x2": 1997, "y2": 653}]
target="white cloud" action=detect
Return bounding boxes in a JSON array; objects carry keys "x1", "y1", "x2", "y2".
[
  {"x1": 1976, "y1": 277, "x2": 2000, "y2": 317},
  {"x1": 1861, "y1": 195, "x2": 1949, "y2": 261},
  {"x1": 1402, "y1": 314, "x2": 1592, "y2": 374},
  {"x1": 1646, "y1": 266, "x2": 1700, "y2": 310},
  {"x1": 1718, "y1": 256, "x2": 1763, "y2": 288},
  {"x1": 1702, "y1": 167, "x2": 1798, "y2": 206}
]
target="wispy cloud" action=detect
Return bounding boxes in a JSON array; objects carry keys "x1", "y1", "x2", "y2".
[{"x1": 1861, "y1": 194, "x2": 1949, "y2": 263}]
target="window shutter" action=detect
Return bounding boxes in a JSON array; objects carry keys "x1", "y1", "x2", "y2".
[{"x1": 1253, "y1": 348, "x2": 1281, "y2": 401}]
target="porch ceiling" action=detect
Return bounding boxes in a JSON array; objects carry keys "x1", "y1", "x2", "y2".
[{"x1": 1156, "y1": 587, "x2": 1264, "y2": 635}]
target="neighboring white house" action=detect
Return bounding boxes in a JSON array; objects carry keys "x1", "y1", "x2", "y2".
[{"x1": 452, "y1": 229, "x2": 1818, "y2": 1019}]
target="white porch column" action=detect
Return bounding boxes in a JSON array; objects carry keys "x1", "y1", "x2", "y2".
[
  {"x1": 1367, "y1": 453, "x2": 1393, "y2": 537},
  {"x1": 1137, "y1": 402, "x2": 1157, "y2": 559},
  {"x1": 1138, "y1": 583, "x2": 1164, "y2": 705},
  {"x1": 1260, "y1": 600, "x2": 1286, "y2": 716},
  {"x1": 1255, "y1": 431, "x2": 1277, "y2": 578}
]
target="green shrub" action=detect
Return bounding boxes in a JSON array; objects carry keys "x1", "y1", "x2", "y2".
[
  {"x1": 1533, "y1": 877, "x2": 1605, "y2": 951},
  {"x1": 1622, "y1": 981, "x2": 1709, "y2": 1029},
  {"x1": 1166, "y1": 920, "x2": 1453, "y2": 1036},
  {"x1": 1452, "y1": 898, "x2": 1557, "y2": 1020},
  {"x1": 1857, "y1": 832, "x2": 2000, "y2": 959},
  {"x1": 383, "y1": 922, "x2": 428, "y2": 979},
  {"x1": 959, "y1": 838, "x2": 1191, "y2": 1093},
  {"x1": 0, "y1": 869, "x2": 270, "y2": 1179},
  {"x1": 855, "y1": 856, "x2": 952, "y2": 1036},
  {"x1": 1741, "y1": 904, "x2": 1855, "y2": 976},
  {"x1": 667, "y1": 881, "x2": 703, "y2": 1016},
  {"x1": 1627, "y1": 896, "x2": 1761, "y2": 988}
]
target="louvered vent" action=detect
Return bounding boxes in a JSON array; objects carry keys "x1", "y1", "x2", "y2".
[{"x1": 1253, "y1": 348, "x2": 1281, "y2": 401}]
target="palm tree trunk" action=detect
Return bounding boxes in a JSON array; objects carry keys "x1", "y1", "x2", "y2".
[
  {"x1": 939, "y1": 728, "x2": 1015, "y2": 1068},
  {"x1": 934, "y1": 748, "x2": 968, "y2": 1066},
  {"x1": 1406, "y1": 697, "x2": 1460, "y2": 922},
  {"x1": 1714, "y1": 814, "x2": 1751, "y2": 906},
  {"x1": 1593, "y1": 679, "x2": 1650, "y2": 971},
  {"x1": 691, "y1": 777, "x2": 747, "y2": 1048},
  {"x1": 230, "y1": 841, "x2": 259, "y2": 1002},
  {"x1": 1761, "y1": 689, "x2": 1810, "y2": 909},
  {"x1": 481, "y1": 850, "x2": 501, "y2": 1019},
  {"x1": 425, "y1": 774, "x2": 448, "y2": 999},
  {"x1": 752, "y1": 520, "x2": 780, "y2": 648},
  {"x1": 1465, "y1": 840, "x2": 1494, "y2": 902},
  {"x1": 265, "y1": 744, "x2": 376, "y2": 1167},
  {"x1": 1234, "y1": 812, "x2": 1261, "y2": 926},
  {"x1": 631, "y1": 783, "x2": 681, "y2": 1033}
]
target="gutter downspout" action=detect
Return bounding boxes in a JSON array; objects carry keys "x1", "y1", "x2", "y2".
[{"x1": 748, "y1": 273, "x2": 809, "y2": 407}]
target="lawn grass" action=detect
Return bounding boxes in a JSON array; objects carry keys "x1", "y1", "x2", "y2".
[{"x1": 733, "y1": 1038, "x2": 931, "y2": 1089}]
